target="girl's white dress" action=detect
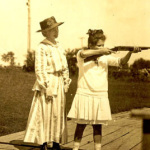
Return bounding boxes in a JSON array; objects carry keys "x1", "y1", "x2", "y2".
[
  {"x1": 67, "y1": 50, "x2": 121, "y2": 124},
  {"x1": 24, "y1": 39, "x2": 71, "y2": 145}
]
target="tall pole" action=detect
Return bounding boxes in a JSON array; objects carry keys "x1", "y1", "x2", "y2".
[{"x1": 27, "y1": 0, "x2": 31, "y2": 52}]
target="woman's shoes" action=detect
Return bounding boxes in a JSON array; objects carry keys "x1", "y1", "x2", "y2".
[
  {"x1": 41, "y1": 142, "x2": 48, "y2": 150},
  {"x1": 40, "y1": 142, "x2": 63, "y2": 150},
  {"x1": 52, "y1": 142, "x2": 61, "y2": 150}
]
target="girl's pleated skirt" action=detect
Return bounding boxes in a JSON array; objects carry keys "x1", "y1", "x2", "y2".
[{"x1": 67, "y1": 92, "x2": 112, "y2": 125}]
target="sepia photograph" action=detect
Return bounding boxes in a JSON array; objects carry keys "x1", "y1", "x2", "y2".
[{"x1": 0, "y1": 0, "x2": 150, "y2": 149}]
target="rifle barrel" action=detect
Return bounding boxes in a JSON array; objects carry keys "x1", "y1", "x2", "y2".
[{"x1": 111, "y1": 46, "x2": 150, "y2": 51}]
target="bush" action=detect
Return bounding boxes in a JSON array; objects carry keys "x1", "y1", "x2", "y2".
[
  {"x1": 131, "y1": 58, "x2": 150, "y2": 70},
  {"x1": 66, "y1": 49, "x2": 79, "y2": 76},
  {"x1": 23, "y1": 51, "x2": 35, "y2": 72},
  {"x1": 23, "y1": 49, "x2": 79, "y2": 74},
  {"x1": 131, "y1": 68, "x2": 150, "y2": 82}
]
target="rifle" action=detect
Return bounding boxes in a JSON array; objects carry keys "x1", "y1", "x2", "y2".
[
  {"x1": 84, "y1": 46, "x2": 150, "y2": 63},
  {"x1": 110, "y1": 46, "x2": 150, "y2": 51}
]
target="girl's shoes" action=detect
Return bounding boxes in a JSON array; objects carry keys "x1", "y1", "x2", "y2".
[
  {"x1": 73, "y1": 142, "x2": 80, "y2": 150},
  {"x1": 94, "y1": 143, "x2": 101, "y2": 150}
]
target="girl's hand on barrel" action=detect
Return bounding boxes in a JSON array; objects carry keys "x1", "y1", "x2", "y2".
[{"x1": 132, "y1": 47, "x2": 141, "y2": 53}]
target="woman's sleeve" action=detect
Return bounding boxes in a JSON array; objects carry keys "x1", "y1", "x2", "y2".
[{"x1": 35, "y1": 45, "x2": 48, "y2": 89}]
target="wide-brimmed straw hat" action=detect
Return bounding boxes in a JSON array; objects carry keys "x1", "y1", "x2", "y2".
[{"x1": 37, "y1": 16, "x2": 64, "y2": 32}]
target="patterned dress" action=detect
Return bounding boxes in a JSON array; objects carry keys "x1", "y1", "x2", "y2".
[{"x1": 24, "y1": 39, "x2": 71, "y2": 145}]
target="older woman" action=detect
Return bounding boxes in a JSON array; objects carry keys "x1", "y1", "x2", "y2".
[{"x1": 24, "y1": 16, "x2": 71, "y2": 150}]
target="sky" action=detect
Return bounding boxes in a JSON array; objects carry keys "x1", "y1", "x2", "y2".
[{"x1": 0, "y1": 0, "x2": 150, "y2": 66}]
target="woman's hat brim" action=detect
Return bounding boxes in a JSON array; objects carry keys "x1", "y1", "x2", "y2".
[{"x1": 36, "y1": 22, "x2": 64, "y2": 32}]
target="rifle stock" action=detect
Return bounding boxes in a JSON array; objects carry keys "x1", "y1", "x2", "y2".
[{"x1": 111, "y1": 46, "x2": 150, "y2": 51}]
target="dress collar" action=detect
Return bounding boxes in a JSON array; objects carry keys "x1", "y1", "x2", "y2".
[{"x1": 41, "y1": 39, "x2": 59, "y2": 47}]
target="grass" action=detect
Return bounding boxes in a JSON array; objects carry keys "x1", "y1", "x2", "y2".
[
  {"x1": 0, "y1": 68, "x2": 150, "y2": 136},
  {"x1": 108, "y1": 78, "x2": 150, "y2": 113},
  {"x1": 0, "y1": 68, "x2": 35, "y2": 136}
]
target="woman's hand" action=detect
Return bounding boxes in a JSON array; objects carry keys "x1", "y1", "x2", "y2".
[
  {"x1": 39, "y1": 82, "x2": 47, "y2": 90},
  {"x1": 46, "y1": 96, "x2": 53, "y2": 102},
  {"x1": 64, "y1": 86, "x2": 69, "y2": 93},
  {"x1": 64, "y1": 78, "x2": 72, "y2": 93},
  {"x1": 64, "y1": 82, "x2": 71, "y2": 93}
]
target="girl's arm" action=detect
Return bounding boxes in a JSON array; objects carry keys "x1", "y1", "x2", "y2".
[
  {"x1": 80, "y1": 48, "x2": 113, "y2": 58},
  {"x1": 120, "y1": 51, "x2": 132, "y2": 66},
  {"x1": 120, "y1": 47, "x2": 141, "y2": 65}
]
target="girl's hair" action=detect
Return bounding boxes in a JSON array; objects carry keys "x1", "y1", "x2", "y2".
[{"x1": 87, "y1": 29, "x2": 106, "y2": 48}]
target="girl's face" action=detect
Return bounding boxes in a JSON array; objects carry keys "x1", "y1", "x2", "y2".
[
  {"x1": 95, "y1": 39, "x2": 105, "y2": 48},
  {"x1": 46, "y1": 27, "x2": 59, "y2": 39}
]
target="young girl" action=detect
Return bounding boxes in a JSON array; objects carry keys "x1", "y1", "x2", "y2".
[{"x1": 67, "y1": 29, "x2": 140, "y2": 150}]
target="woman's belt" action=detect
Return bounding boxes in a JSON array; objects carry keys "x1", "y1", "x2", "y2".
[
  {"x1": 47, "y1": 71, "x2": 63, "y2": 76},
  {"x1": 46, "y1": 71, "x2": 63, "y2": 96}
]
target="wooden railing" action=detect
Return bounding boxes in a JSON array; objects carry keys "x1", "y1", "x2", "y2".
[{"x1": 131, "y1": 109, "x2": 150, "y2": 150}]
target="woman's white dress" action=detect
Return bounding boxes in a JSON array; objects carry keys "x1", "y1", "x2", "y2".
[
  {"x1": 68, "y1": 50, "x2": 121, "y2": 124},
  {"x1": 24, "y1": 39, "x2": 71, "y2": 145}
]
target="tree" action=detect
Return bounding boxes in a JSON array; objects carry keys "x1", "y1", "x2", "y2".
[
  {"x1": 1, "y1": 51, "x2": 15, "y2": 66},
  {"x1": 131, "y1": 58, "x2": 150, "y2": 70},
  {"x1": 130, "y1": 58, "x2": 150, "y2": 81}
]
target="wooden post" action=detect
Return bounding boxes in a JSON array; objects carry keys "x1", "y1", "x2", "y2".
[
  {"x1": 131, "y1": 108, "x2": 150, "y2": 150},
  {"x1": 27, "y1": 0, "x2": 31, "y2": 52}
]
